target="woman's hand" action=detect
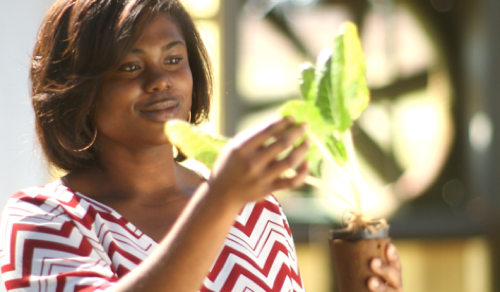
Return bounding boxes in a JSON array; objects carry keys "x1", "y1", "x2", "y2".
[
  {"x1": 368, "y1": 244, "x2": 403, "y2": 292},
  {"x1": 208, "y1": 116, "x2": 310, "y2": 206}
]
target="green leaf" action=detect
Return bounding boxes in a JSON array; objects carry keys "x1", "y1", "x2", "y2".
[
  {"x1": 279, "y1": 100, "x2": 326, "y2": 175},
  {"x1": 307, "y1": 147, "x2": 323, "y2": 177},
  {"x1": 165, "y1": 120, "x2": 228, "y2": 170},
  {"x1": 314, "y1": 49, "x2": 335, "y2": 125},
  {"x1": 298, "y1": 63, "x2": 316, "y2": 103},
  {"x1": 279, "y1": 99, "x2": 347, "y2": 174},
  {"x1": 325, "y1": 136, "x2": 347, "y2": 164},
  {"x1": 279, "y1": 99, "x2": 332, "y2": 140},
  {"x1": 331, "y1": 22, "x2": 370, "y2": 128}
]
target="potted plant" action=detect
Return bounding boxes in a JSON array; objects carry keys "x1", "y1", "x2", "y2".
[{"x1": 165, "y1": 22, "x2": 389, "y2": 292}]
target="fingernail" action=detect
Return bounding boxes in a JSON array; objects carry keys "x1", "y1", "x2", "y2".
[
  {"x1": 284, "y1": 116, "x2": 295, "y2": 123},
  {"x1": 368, "y1": 277, "x2": 380, "y2": 290},
  {"x1": 372, "y1": 258, "x2": 382, "y2": 269},
  {"x1": 388, "y1": 244, "x2": 397, "y2": 260}
]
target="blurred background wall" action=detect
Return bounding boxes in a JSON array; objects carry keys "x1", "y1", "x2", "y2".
[
  {"x1": 0, "y1": 0, "x2": 52, "y2": 205},
  {"x1": 1, "y1": 0, "x2": 500, "y2": 291},
  {"x1": 0, "y1": 1, "x2": 56, "y2": 290}
]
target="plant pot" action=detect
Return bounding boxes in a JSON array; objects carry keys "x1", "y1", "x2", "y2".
[{"x1": 329, "y1": 222, "x2": 390, "y2": 292}]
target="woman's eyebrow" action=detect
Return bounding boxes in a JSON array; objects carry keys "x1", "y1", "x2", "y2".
[{"x1": 130, "y1": 40, "x2": 185, "y2": 55}]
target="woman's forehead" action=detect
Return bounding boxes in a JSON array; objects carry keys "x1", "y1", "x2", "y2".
[{"x1": 131, "y1": 14, "x2": 185, "y2": 49}]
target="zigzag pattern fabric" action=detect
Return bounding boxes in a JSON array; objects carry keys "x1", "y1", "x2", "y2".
[{"x1": 0, "y1": 180, "x2": 304, "y2": 292}]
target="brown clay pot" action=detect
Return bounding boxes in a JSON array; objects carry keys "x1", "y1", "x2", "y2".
[{"x1": 329, "y1": 224, "x2": 390, "y2": 292}]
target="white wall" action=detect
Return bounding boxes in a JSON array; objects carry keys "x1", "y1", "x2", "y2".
[{"x1": 0, "y1": 0, "x2": 55, "y2": 290}]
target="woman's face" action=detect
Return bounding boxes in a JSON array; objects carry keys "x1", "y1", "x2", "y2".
[{"x1": 95, "y1": 14, "x2": 193, "y2": 150}]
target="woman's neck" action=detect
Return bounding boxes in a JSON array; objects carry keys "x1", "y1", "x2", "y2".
[{"x1": 63, "y1": 143, "x2": 197, "y2": 205}]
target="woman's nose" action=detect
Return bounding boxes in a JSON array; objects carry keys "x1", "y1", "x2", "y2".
[{"x1": 144, "y1": 67, "x2": 171, "y2": 92}]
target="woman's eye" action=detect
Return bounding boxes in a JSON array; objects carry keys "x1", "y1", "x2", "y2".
[
  {"x1": 165, "y1": 57, "x2": 182, "y2": 65},
  {"x1": 119, "y1": 63, "x2": 141, "y2": 72}
]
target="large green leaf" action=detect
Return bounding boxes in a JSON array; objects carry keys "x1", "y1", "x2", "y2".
[
  {"x1": 165, "y1": 120, "x2": 228, "y2": 170},
  {"x1": 331, "y1": 22, "x2": 370, "y2": 127},
  {"x1": 279, "y1": 100, "x2": 347, "y2": 175},
  {"x1": 314, "y1": 49, "x2": 334, "y2": 125},
  {"x1": 325, "y1": 136, "x2": 347, "y2": 165},
  {"x1": 298, "y1": 63, "x2": 316, "y2": 103},
  {"x1": 279, "y1": 100, "x2": 323, "y2": 175},
  {"x1": 279, "y1": 100, "x2": 332, "y2": 142}
]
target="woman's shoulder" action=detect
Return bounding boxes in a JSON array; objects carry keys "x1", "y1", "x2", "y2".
[
  {"x1": 2, "y1": 180, "x2": 114, "y2": 219},
  {"x1": 5, "y1": 180, "x2": 72, "y2": 208},
  {"x1": 0, "y1": 181, "x2": 83, "y2": 237}
]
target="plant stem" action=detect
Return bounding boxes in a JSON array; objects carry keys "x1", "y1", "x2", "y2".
[
  {"x1": 307, "y1": 130, "x2": 353, "y2": 194},
  {"x1": 304, "y1": 175, "x2": 356, "y2": 207},
  {"x1": 340, "y1": 130, "x2": 364, "y2": 215},
  {"x1": 281, "y1": 169, "x2": 355, "y2": 207}
]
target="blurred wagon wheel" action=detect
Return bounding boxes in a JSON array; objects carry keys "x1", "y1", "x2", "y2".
[{"x1": 236, "y1": 0, "x2": 453, "y2": 218}]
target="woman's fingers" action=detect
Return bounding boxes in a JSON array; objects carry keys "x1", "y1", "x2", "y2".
[
  {"x1": 386, "y1": 244, "x2": 402, "y2": 271},
  {"x1": 233, "y1": 118, "x2": 309, "y2": 180},
  {"x1": 368, "y1": 244, "x2": 403, "y2": 292},
  {"x1": 255, "y1": 122, "x2": 308, "y2": 165},
  {"x1": 368, "y1": 262, "x2": 401, "y2": 292},
  {"x1": 272, "y1": 160, "x2": 309, "y2": 190},
  {"x1": 265, "y1": 137, "x2": 310, "y2": 178},
  {"x1": 260, "y1": 124, "x2": 310, "y2": 191},
  {"x1": 368, "y1": 277, "x2": 397, "y2": 292},
  {"x1": 210, "y1": 117, "x2": 310, "y2": 204},
  {"x1": 237, "y1": 116, "x2": 296, "y2": 152}
]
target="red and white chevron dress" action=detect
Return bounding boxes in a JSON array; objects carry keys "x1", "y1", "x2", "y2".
[{"x1": 0, "y1": 180, "x2": 304, "y2": 292}]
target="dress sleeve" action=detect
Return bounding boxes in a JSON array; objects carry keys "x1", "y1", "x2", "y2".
[{"x1": 0, "y1": 193, "x2": 118, "y2": 292}]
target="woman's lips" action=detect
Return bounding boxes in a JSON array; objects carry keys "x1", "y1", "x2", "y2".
[
  {"x1": 142, "y1": 99, "x2": 179, "y2": 111},
  {"x1": 140, "y1": 99, "x2": 180, "y2": 122}
]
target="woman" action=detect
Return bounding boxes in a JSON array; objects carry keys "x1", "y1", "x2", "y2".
[{"x1": 0, "y1": 0, "x2": 402, "y2": 291}]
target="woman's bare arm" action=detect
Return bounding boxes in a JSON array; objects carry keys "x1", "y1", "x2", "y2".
[{"x1": 113, "y1": 117, "x2": 310, "y2": 292}]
